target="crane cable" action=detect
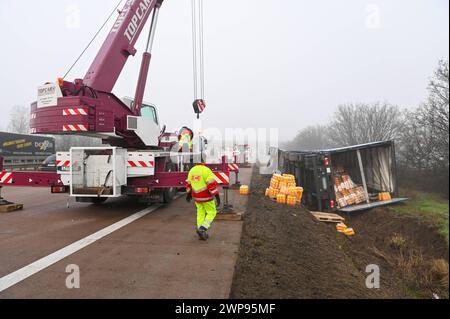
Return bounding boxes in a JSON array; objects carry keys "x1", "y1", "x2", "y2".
[
  {"x1": 191, "y1": 0, "x2": 205, "y2": 101},
  {"x1": 191, "y1": 0, "x2": 198, "y2": 99},
  {"x1": 199, "y1": 0, "x2": 205, "y2": 100},
  {"x1": 63, "y1": 0, "x2": 124, "y2": 80}
]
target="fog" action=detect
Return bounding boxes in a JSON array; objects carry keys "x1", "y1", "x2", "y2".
[{"x1": 0, "y1": 0, "x2": 448, "y2": 140}]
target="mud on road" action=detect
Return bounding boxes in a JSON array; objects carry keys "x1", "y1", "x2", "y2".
[{"x1": 230, "y1": 170, "x2": 449, "y2": 299}]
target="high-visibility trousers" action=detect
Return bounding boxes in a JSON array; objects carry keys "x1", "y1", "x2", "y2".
[{"x1": 195, "y1": 200, "x2": 217, "y2": 230}]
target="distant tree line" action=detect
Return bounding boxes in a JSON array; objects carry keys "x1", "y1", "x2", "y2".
[{"x1": 285, "y1": 60, "x2": 449, "y2": 197}]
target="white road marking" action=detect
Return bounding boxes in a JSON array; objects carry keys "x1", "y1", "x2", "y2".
[{"x1": 0, "y1": 204, "x2": 163, "y2": 293}]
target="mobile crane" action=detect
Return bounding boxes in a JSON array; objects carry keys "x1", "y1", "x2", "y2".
[{"x1": 0, "y1": 0, "x2": 232, "y2": 204}]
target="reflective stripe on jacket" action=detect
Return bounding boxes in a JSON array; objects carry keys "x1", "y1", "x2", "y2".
[{"x1": 186, "y1": 164, "x2": 218, "y2": 203}]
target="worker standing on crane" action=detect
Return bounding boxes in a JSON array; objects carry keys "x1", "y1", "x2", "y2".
[
  {"x1": 178, "y1": 127, "x2": 194, "y2": 153},
  {"x1": 185, "y1": 160, "x2": 221, "y2": 241}
]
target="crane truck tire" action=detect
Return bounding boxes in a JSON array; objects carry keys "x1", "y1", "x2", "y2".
[{"x1": 162, "y1": 162, "x2": 179, "y2": 204}]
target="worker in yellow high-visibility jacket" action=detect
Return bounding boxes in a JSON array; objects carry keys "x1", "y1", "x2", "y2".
[
  {"x1": 178, "y1": 127, "x2": 194, "y2": 152},
  {"x1": 185, "y1": 163, "x2": 221, "y2": 241}
]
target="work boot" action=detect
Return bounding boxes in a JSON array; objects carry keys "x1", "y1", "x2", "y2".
[{"x1": 196, "y1": 226, "x2": 209, "y2": 241}]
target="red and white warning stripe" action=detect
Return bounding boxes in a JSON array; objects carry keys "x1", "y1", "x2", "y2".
[
  {"x1": 214, "y1": 172, "x2": 230, "y2": 185},
  {"x1": 63, "y1": 108, "x2": 88, "y2": 116},
  {"x1": 30, "y1": 113, "x2": 37, "y2": 119},
  {"x1": 197, "y1": 100, "x2": 206, "y2": 113},
  {"x1": 56, "y1": 160, "x2": 71, "y2": 167},
  {"x1": 63, "y1": 124, "x2": 88, "y2": 132},
  {"x1": 0, "y1": 172, "x2": 13, "y2": 184},
  {"x1": 127, "y1": 160, "x2": 155, "y2": 168},
  {"x1": 30, "y1": 128, "x2": 37, "y2": 134},
  {"x1": 228, "y1": 164, "x2": 239, "y2": 171}
]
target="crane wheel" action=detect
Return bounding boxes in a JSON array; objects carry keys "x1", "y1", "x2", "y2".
[{"x1": 163, "y1": 162, "x2": 179, "y2": 204}]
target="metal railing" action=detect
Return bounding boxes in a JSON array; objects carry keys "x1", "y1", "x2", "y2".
[{"x1": 2, "y1": 162, "x2": 46, "y2": 171}]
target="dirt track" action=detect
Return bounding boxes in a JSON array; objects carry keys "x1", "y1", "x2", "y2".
[{"x1": 230, "y1": 170, "x2": 449, "y2": 299}]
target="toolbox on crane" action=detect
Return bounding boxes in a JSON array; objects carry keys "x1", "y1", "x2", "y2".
[{"x1": 70, "y1": 147, "x2": 127, "y2": 198}]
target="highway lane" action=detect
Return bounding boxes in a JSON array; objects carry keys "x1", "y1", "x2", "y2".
[
  {"x1": 0, "y1": 168, "x2": 251, "y2": 298},
  {"x1": 0, "y1": 187, "x2": 149, "y2": 278}
]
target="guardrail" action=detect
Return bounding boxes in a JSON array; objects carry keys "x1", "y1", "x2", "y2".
[{"x1": 2, "y1": 163, "x2": 46, "y2": 172}]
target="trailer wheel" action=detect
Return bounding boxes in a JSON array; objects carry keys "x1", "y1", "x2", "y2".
[{"x1": 163, "y1": 188, "x2": 177, "y2": 204}]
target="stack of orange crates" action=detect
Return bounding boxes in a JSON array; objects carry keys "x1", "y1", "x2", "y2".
[{"x1": 266, "y1": 174, "x2": 303, "y2": 206}]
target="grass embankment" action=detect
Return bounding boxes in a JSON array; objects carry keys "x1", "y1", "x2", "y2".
[{"x1": 391, "y1": 192, "x2": 449, "y2": 243}]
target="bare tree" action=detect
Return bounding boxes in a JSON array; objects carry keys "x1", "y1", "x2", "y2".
[
  {"x1": 419, "y1": 60, "x2": 449, "y2": 136},
  {"x1": 397, "y1": 60, "x2": 449, "y2": 196},
  {"x1": 286, "y1": 125, "x2": 334, "y2": 151},
  {"x1": 7, "y1": 105, "x2": 30, "y2": 134},
  {"x1": 400, "y1": 60, "x2": 449, "y2": 167},
  {"x1": 416, "y1": 60, "x2": 449, "y2": 164},
  {"x1": 329, "y1": 102, "x2": 404, "y2": 146},
  {"x1": 399, "y1": 111, "x2": 441, "y2": 170}
]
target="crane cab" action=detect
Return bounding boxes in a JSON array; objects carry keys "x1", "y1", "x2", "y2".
[
  {"x1": 121, "y1": 97, "x2": 159, "y2": 125},
  {"x1": 122, "y1": 97, "x2": 161, "y2": 147}
]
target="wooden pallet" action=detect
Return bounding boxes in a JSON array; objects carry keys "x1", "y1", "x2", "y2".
[
  {"x1": 311, "y1": 211, "x2": 345, "y2": 223},
  {"x1": 0, "y1": 203, "x2": 24, "y2": 213},
  {"x1": 215, "y1": 212, "x2": 243, "y2": 221}
]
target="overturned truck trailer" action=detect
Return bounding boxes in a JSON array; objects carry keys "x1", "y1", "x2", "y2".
[{"x1": 278, "y1": 141, "x2": 408, "y2": 212}]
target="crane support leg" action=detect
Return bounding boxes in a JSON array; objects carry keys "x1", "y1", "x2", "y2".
[{"x1": 133, "y1": 6, "x2": 161, "y2": 115}]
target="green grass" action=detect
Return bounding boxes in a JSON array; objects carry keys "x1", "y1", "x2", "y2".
[{"x1": 391, "y1": 192, "x2": 449, "y2": 243}]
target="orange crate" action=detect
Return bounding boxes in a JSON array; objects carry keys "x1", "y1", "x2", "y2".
[{"x1": 276, "y1": 194, "x2": 287, "y2": 204}]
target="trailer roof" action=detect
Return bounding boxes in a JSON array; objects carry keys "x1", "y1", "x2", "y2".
[
  {"x1": 319, "y1": 140, "x2": 394, "y2": 154},
  {"x1": 283, "y1": 140, "x2": 394, "y2": 155}
]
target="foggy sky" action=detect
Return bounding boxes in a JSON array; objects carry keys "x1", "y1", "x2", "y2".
[{"x1": 0, "y1": 0, "x2": 448, "y2": 141}]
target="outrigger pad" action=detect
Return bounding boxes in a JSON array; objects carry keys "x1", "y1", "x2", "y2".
[{"x1": 0, "y1": 201, "x2": 24, "y2": 213}]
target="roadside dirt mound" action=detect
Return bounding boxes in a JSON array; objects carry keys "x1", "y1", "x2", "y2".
[
  {"x1": 341, "y1": 208, "x2": 449, "y2": 299},
  {"x1": 230, "y1": 170, "x2": 448, "y2": 299}
]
